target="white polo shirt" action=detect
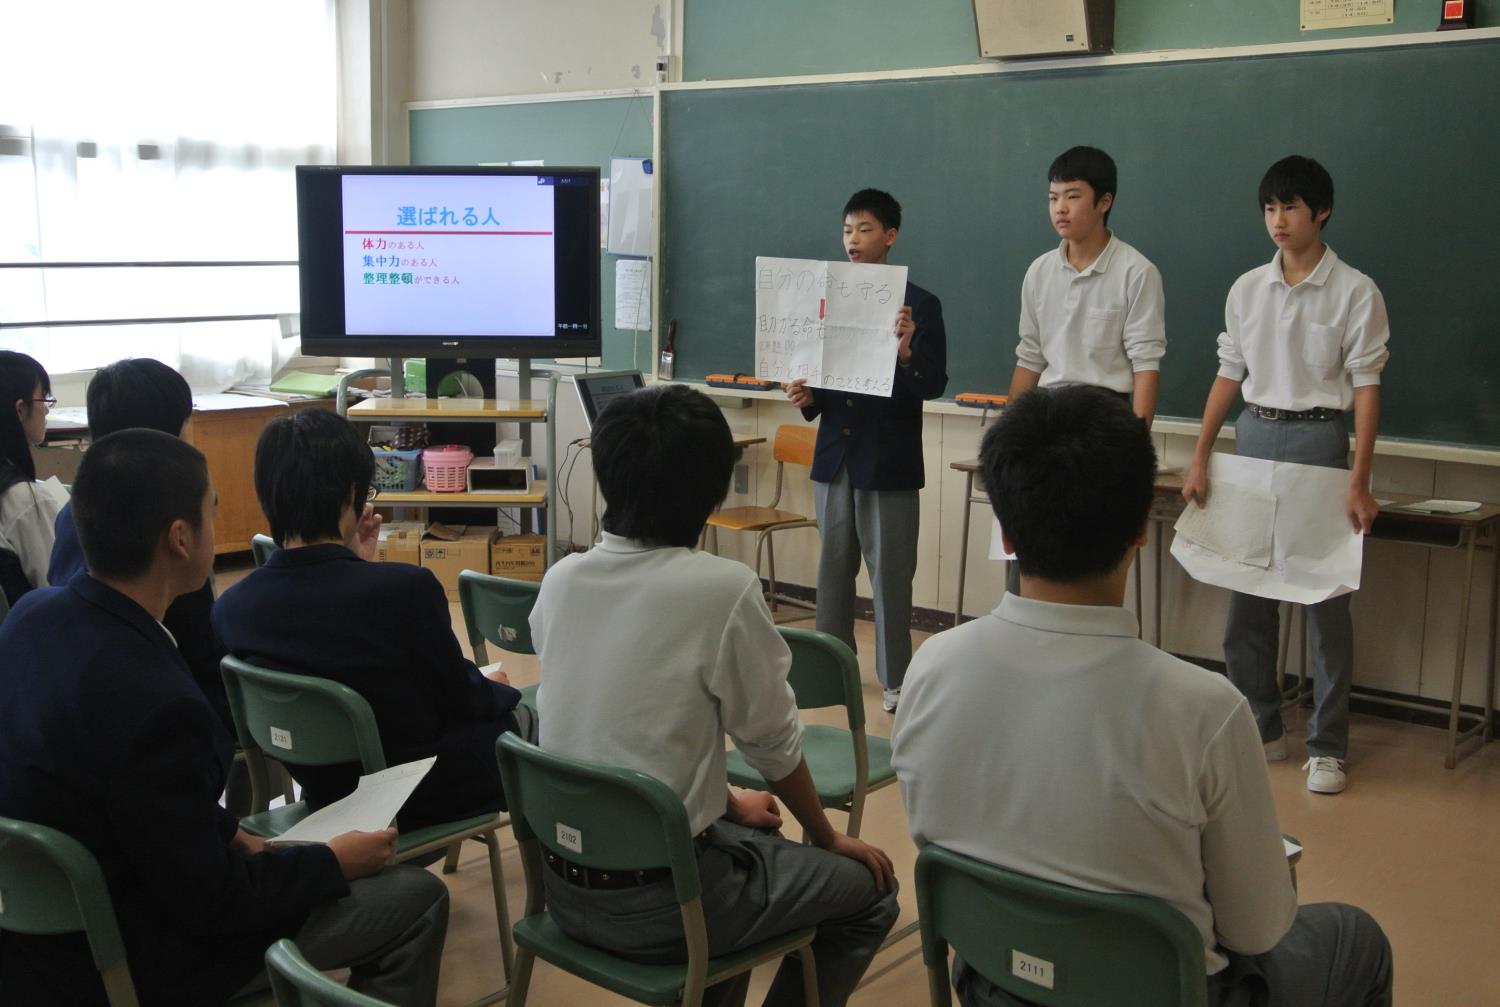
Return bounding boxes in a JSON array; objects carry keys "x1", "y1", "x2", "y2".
[
  {"x1": 1016, "y1": 235, "x2": 1167, "y2": 393},
  {"x1": 530, "y1": 532, "x2": 805, "y2": 836},
  {"x1": 1216, "y1": 246, "x2": 1389, "y2": 411},
  {"x1": 891, "y1": 594, "x2": 1297, "y2": 974}
]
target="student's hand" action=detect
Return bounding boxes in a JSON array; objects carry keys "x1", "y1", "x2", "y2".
[
  {"x1": 1347, "y1": 482, "x2": 1379, "y2": 535},
  {"x1": 821, "y1": 834, "x2": 896, "y2": 892},
  {"x1": 725, "y1": 788, "x2": 782, "y2": 830},
  {"x1": 485, "y1": 667, "x2": 512, "y2": 685},
  {"x1": 1181, "y1": 461, "x2": 1209, "y2": 508},
  {"x1": 329, "y1": 827, "x2": 398, "y2": 880},
  {"x1": 785, "y1": 379, "x2": 814, "y2": 409},
  {"x1": 230, "y1": 828, "x2": 269, "y2": 857},
  {"x1": 894, "y1": 306, "x2": 915, "y2": 362},
  {"x1": 352, "y1": 502, "x2": 383, "y2": 561}
]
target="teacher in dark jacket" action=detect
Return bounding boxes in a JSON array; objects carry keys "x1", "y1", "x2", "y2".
[{"x1": 214, "y1": 409, "x2": 534, "y2": 831}]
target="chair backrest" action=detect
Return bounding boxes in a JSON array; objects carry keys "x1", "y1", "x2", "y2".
[
  {"x1": 265, "y1": 938, "x2": 393, "y2": 1006},
  {"x1": 251, "y1": 534, "x2": 277, "y2": 568},
  {"x1": 458, "y1": 569, "x2": 540, "y2": 660},
  {"x1": 772, "y1": 424, "x2": 816, "y2": 468},
  {"x1": 777, "y1": 626, "x2": 864, "y2": 730},
  {"x1": 495, "y1": 733, "x2": 702, "y2": 905},
  {"x1": 220, "y1": 655, "x2": 387, "y2": 773},
  {"x1": 915, "y1": 845, "x2": 1207, "y2": 1007},
  {"x1": 0, "y1": 816, "x2": 137, "y2": 1005}
]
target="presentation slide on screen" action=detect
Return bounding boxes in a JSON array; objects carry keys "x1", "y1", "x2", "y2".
[{"x1": 341, "y1": 175, "x2": 556, "y2": 337}]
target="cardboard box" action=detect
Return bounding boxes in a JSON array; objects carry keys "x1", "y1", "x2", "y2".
[
  {"x1": 420, "y1": 526, "x2": 497, "y2": 599},
  {"x1": 373, "y1": 521, "x2": 425, "y2": 566},
  {"x1": 491, "y1": 533, "x2": 546, "y2": 582}
]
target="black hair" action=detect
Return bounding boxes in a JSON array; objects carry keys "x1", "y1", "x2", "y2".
[
  {"x1": 843, "y1": 189, "x2": 902, "y2": 232},
  {"x1": 0, "y1": 350, "x2": 50, "y2": 494},
  {"x1": 980, "y1": 386, "x2": 1156, "y2": 582},
  {"x1": 86, "y1": 358, "x2": 193, "y2": 439},
  {"x1": 592, "y1": 384, "x2": 734, "y2": 548},
  {"x1": 73, "y1": 429, "x2": 209, "y2": 580},
  {"x1": 1048, "y1": 146, "x2": 1118, "y2": 226},
  {"x1": 1258, "y1": 155, "x2": 1334, "y2": 229},
  {"x1": 254, "y1": 409, "x2": 374, "y2": 547}
]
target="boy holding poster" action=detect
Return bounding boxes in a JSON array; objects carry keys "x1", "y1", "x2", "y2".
[{"x1": 785, "y1": 189, "x2": 948, "y2": 712}]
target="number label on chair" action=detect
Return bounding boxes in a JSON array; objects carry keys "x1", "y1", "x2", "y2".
[
  {"x1": 1011, "y1": 950, "x2": 1054, "y2": 990},
  {"x1": 499, "y1": 623, "x2": 518, "y2": 643},
  {"x1": 556, "y1": 822, "x2": 583, "y2": 853},
  {"x1": 270, "y1": 726, "x2": 294, "y2": 751}
]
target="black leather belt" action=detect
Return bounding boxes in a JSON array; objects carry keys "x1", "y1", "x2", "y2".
[
  {"x1": 544, "y1": 851, "x2": 672, "y2": 890},
  {"x1": 1247, "y1": 404, "x2": 1344, "y2": 422}
]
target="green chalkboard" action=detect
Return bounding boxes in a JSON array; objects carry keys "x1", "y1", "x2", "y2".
[
  {"x1": 408, "y1": 96, "x2": 654, "y2": 371},
  {"x1": 661, "y1": 38, "x2": 1500, "y2": 446}
]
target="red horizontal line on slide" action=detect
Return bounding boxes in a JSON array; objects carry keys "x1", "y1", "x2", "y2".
[{"x1": 345, "y1": 230, "x2": 553, "y2": 235}]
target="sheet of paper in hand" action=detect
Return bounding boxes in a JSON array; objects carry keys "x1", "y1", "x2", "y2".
[
  {"x1": 1171, "y1": 454, "x2": 1363, "y2": 604},
  {"x1": 270, "y1": 757, "x2": 437, "y2": 845},
  {"x1": 754, "y1": 256, "x2": 907, "y2": 398}
]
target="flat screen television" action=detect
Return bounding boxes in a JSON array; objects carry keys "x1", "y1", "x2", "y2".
[{"x1": 295, "y1": 165, "x2": 601, "y2": 359}]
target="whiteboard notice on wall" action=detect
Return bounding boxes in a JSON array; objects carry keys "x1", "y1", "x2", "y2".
[
  {"x1": 607, "y1": 157, "x2": 653, "y2": 257},
  {"x1": 753, "y1": 256, "x2": 905, "y2": 397},
  {"x1": 1300, "y1": 0, "x2": 1391, "y2": 30}
]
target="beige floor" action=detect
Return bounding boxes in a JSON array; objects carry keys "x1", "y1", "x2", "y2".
[{"x1": 420, "y1": 600, "x2": 1500, "y2": 1007}]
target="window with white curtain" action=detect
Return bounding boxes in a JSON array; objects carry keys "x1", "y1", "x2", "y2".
[{"x1": 0, "y1": 1, "x2": 337, "y2": 389}]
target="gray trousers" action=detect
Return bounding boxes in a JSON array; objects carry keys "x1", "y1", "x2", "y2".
[
  {"x1": 814, "y1": 465, "x2": 920, "y2": 690},
  {"x1": 955, "y1": 902, "x2": 1392, "y2": 1007},
  {"x1": 235, "y1": 864, "x2": 450, "y2": 1006},
  {"x1": 1223, "y1": 408, "x2": 1355, "y2": 759},
  {"x1": 543, "y1": 819, "x2": 900, "y2": 1007}
]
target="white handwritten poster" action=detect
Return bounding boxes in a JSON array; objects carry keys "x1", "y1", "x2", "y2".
[{"x1": 753, "y1": 257, "x2": 906, "y2": 397}]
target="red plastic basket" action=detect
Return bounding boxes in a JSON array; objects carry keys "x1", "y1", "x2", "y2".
[{"x1": 421, "y1": 444, "x2": 473, "y2": 493}]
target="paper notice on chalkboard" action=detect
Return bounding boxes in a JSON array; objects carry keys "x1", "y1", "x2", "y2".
[
  {"x1": 1301, "y1": 0, "x2": 1392, "y2": 30},
  {"x1": 753, "y1": 257, "x2": 906, "y2": 397},
  {"x1": 608, "y1": 157, "x2": 653, "y2": 257},
  {"x1": 615, "y1": 258, "x2": 651, "y2": 330}
]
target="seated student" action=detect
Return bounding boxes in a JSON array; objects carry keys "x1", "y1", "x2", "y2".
[
  {"x1": 891, "y1": 387, "x2": 1392, "y2": 1007},
  {"x1": 0, "y1": 350, "x2": 63, "y2": 604},
  {"x1": 49, "y1": 358, "x2": 231, "y2": 730},
  {"x1": 0, "y1": 429, "x2": 449, "y2": 1006},
  {"x1": 214, "y1": 408, "x2": 532, "y2": 830},
  {"x1": 531, "y1": 384, "x2": 899, "y2": 1007}
]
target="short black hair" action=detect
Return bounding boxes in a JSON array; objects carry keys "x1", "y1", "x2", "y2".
[
  {"x1": 87, "y1": 358, "x2": 193, "y2": 439},
  {"x1": 0, "y1": 350, "x2": 49, "y2": 492},
  {"x1": 254, "y1": 409, "x2": 373, "y2": 547},
  {"x1": 843, "y1": 189, "x2": 902, "y2": 232},
  {"x1": 73, "y1": 429, "x2": 209, "y2": 580},
  {"x1": 592, "y1": 384, "x2": 734, "y2": 548},
  {"x1": 1049, "y1": 146, "x2": 1117, "y2": 225},
  {"x1": 981, "y1": 386, "x2": 1156, "y2": 582},
  {"x1": 1258, "y1": 155, "x2": 1334, "y2": 229}
]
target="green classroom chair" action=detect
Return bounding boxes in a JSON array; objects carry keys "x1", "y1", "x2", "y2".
[
  {"x1": 724, "y1": 627, "x2": 894, "y2": 838},
  {"x1": 264, "y1": 938, "x2": 394, "y2": 1006},
  {"x1": 251, "y1": 534, "x2": 277, "y2": 568},
  {"x1": 220, "y1": 655, "x2": 514, "y2": 1004},
  {"x1": 494, "y1": 733, "x2": 820, "y2": 1007},
  {"x1": 914, "y1": 844, "x2": 1208, "y2": 1007},
  {"x1": 458, "y1": 568, "x2": 541, "y2": 708}
]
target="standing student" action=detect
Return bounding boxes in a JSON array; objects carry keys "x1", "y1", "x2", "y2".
[
  {"x1": 785, "y1": 188, "x2": 948, "y2": 713},
  {"x1": 1182, "y1": 155, "x2": 1390, "y2": 796},
  {"x1": 0, "y1": 350, "x2": 61, "y2": 604}
]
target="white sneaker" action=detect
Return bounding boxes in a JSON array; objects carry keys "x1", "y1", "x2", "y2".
[
  {"x1": 1263, "y1": 735, "x2": 1288, "y2": 762},
  {"x1": 882, "y1": 688, "x2": 900, "y2": 713},
  {"x1": 1303, "y1": 756, "x2": 1347, "y2": 794}
]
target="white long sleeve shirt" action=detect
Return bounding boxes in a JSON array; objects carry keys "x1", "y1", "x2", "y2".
[
  {"x1": 530, "y1": 533, "x2": 804, "y2": 836},
  {"x1": 892, "y1": 594, "x2": 1297, "y2": 973},
  {"x1": 1216, "y1": 246, "x2": 1389, "y2": 411},
  {"x1": 0, "y1": 480, "x2": 64, "y2": 592},
  {"x1": 1016, "y1": 235, "x2": 1167, "y2": 393}
]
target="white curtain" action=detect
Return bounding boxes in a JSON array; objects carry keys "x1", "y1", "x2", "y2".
[{"x1": 0, "y1": 1, "x2": 337, "y2": 390}]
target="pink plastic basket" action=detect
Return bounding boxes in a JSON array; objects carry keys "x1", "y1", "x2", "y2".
[{"x1": 421, "y1": 444, "x2": 473, "y2": 493}]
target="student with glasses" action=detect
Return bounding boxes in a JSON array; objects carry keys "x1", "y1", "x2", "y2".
[{"x1": 0, "y1": 351, "x2": 63, "y2": 604}]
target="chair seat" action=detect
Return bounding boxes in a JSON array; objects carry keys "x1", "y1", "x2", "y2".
[
  {"x1": 513, "y1": 912, "x2": 815, "y2": 1006},
  {"x1": 726, "y1": 726, "x2": 894, "y2": 806},
  {"x1": 520, "y1": 682, "x2": 540, "y2": 708},
  {"x1": 706, "y1": 506, "x2": 811, "y2": 533},
  {"x1": 241, "y1": 802, "x2": 502, "y2": 858}
]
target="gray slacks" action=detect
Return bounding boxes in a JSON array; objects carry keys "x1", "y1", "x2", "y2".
[
  {"x1": 235, "y1": 864, "x2": 450, "y2": 1006},
  {"x1": 814, "y1": 465, "x2": 920, "y2": 690},
  {"x1": 543, "y1": 819, "x2": 900, "y2": 1007},
  {"x1": 955, "y1": 902, "x2": 1392, "y2": 1007},
  {"x1": 1223, "y1": 408, "x2": 1355, "y2": 758}
]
